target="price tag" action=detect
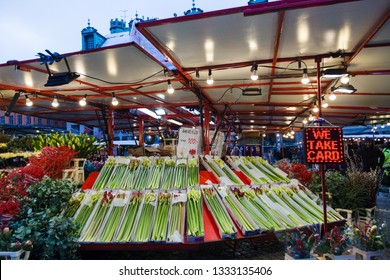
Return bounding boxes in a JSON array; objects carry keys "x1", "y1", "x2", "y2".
[{"x1": 177, "y1": 128, "x2": 200, "y2": 157}]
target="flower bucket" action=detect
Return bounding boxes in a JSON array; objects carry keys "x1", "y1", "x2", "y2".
[
  {"x1": 352, "y1": 247, "x2": 386, "y2": 260},
  {"x1": 0, "y1": 249, "x2": 30, "y2": 260}
]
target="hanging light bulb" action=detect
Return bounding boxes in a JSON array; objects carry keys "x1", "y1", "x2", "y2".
[
  {"x1": 52, "y1": 96, "x2": 59, "y2": 107},
  {"x1": 387, "y1": 120, "x2": 390, "y2": 126},
  {"x1": 111, "y1": 92, "x2": 119, "y2": 106},
  {"x1": 321, "y1": 96, "x2": 328, "y2": 108},
  {"x1": 206, "y1": 69, "x2": 214, "y2": 85},
  {"x1": 340, "y1": 74, "x2": 350, "y2": 84},
  {"x1": 303, "y1": 118, "x2": 308, "y2": 124},
  {"x1": 329, "y1": 92, "x2": 336, "y2": 101},
  {"x1": 167, "y1": 79, "x2": 174, "y2": 94},
  {"x1": 301, "y1": 68, "x2": 310, "y2": 85},
  {"x1": 25, "y1": 95, "x2": 33, "y2": 107},
  {"x1": 312, "y1": 103, "x2": 319, "y2": 113},
  {"x1": 250, "y1": 63, "x2": 258, "y2": 81},
  {"x1": 309, "y1": 113, "x2": 315, "y2": 121},
  {"x1": 79, "y1": 95, "x2": 87, "y2": 106}
]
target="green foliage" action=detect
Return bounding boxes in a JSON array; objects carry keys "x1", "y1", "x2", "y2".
[
  {"x1": 11, "y1": 177, "x2": 80, "y2": 259},
  {"x1": 308, "y1": 168, "x2": 380, "y2": 211},
  {"x1": 0, "y1": 134, "x2": 11, "y2": 143},
  {"x1": 32, "y1": 132, "x2": 101, "y2": 158},
  {"x1": 6, "y1": 136, "x2": 34, "y2": 152}
]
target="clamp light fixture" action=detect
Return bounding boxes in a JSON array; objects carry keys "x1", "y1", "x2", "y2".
[
  {"x1": 167, "y1": 79, "x2": 174, "y2": 94},
  {"x1": 79, "y1": 95, "x2": 87, "y2": 106},
  {"x1": 331, "y1": 83, "x2": 357, "y2": 94},
  {"x1": 206, "y1": 69, "x2": 214, "y2": 85},
  {"x1": 322, "y1": 68, "x2": 348, "y2": 79},
  {"x1": 111, "y1": 93, "x2": 119, "y2": 106},
  {"x1": 250, "y1": 62, "x2": 258, "y2": 81},
  {"x1": 25, "y1": 95, "x2": 33, "y2": 107},
  {"x1": 52, "y1": 96, "x2": 59, "y2": 107}
]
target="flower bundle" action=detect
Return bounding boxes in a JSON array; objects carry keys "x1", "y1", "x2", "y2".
[
  {"x1": 161, "y1": 158, "x2": 176, "y2": 190},
  {"x1": 276, "y1": 228, "x2": 315, "y2": 259},
  {"x1": 79, "y1": 190, "x2": 114, "y2": 242},
  {"x1": 218, "y1": 186, "x2": 257, "y2": 233},
  {"x1": 250, "y1": 157, "x2": 290, "y2": 183},
  {"x1": 187, "y1": 157, "x2": 199, "y2": 186},
  {"x1": 202, "y1": 187, "x2": 236, "y2": 237},
  {"x1": 173, "y1": 158, "x2": 187, "y2": 189},
  {"x1": 74, "y1": 191, "x2": 102, "y2": 234},
  {"x1": 150, "y1": 192, "x2": 171, "y2": 242},
  {"x1": 326, "y1": 226, "x2": 353, "y2": 255},
  {"x1": 146, "y1": 157, "x2": 165, "y2": 189},
  {"x1": 212, "y1": 157, "x2": 243, "y2": 185},
  {"x1": 0, "y1": 227, "x2": 33, "y2": 253},
  {"x1": 167, "y1": 192, "x2": 186, "y2": 243},
  {"x1": 115, "y1": 191, "x2": 143, "y2": 242},
  {"x1": 98, "y1": 192, "x2": 128, "y2": 242},
  {"x1": 229, "y1": 157, "x2": 268, "y2": 184},
  {"x1": 107, "y1": 163, "x2": 128, "y2": 189},
  {"x1": 230, "y1": 187, "x2": 274, "y2": 230},
  {"x1": 93, "y1": 157, "x2": 116, "y2": 189},
  {"x1": 133, "y1": 157, "x2": 152, "y2": 190},
  {"x1": 353, "y1": 220, "x2": 388, "y2": 251},
  {"x1": 132, "y1": 192, "x2": 157, "y2": 242},
  {"x1": 187, "y1": 187, "x2": 204, "y2": 238},
  {"x1": 251, "y1": 187, "x2": 290, "y2": 230},
  {"x1": 63, "y1": 191, "x2": 86, "y2": 218},
  {"x1": 120, "y1": 159, "x2": 140, "y2": 189}
]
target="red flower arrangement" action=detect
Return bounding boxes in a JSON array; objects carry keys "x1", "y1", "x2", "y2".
[
  {"x1": 276, "y1": 159, "x2": 315, "y2": 187},
  {"x1": 28, "y1": 146, "x2": 76, "y2": 179}
]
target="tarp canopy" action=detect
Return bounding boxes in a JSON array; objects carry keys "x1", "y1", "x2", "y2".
[{"x1": 0, "y1": 0, "x2": 389, "y2": 136}]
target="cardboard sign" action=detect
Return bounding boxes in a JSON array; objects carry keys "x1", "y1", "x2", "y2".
[
  {"x1": 177, "y1": 127, "x2": 200, "y2": 157},
  {"x1": 304, "y1": 127, "x2": 344, "y2": 164}
]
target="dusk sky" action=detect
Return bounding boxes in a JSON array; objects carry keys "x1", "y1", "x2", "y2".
[{"x1": 0, "y1": 0, "x2": 262, "y2": 63}]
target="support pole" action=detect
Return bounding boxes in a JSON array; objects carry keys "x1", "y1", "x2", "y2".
[
  {"x1": 107, "y1": 109, "x2": 114, "y2": 156},
  {"x1": 139, "y1": 118, "x2": 144, "y2": 146},
  {"x1": 204, "y1": 104, "x2": 211, "y2": 155},
  {"x1": 316, "y1": 57, "x2": 328, "y2": 234}
]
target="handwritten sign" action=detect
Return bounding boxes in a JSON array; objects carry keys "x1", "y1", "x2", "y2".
[
  {"x1": 304, "y1": 127, "x2": 344, "y2": 164},
  {"x1": 177, "y1": 127, "x2": 200, "y2": 157}
]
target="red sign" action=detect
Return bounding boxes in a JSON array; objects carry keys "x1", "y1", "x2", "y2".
[{"x1": 304, "y1": 127, "x2": 344, "y2": 164}]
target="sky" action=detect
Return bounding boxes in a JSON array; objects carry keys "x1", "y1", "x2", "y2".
[{"x1": 0, "y1": 0, "x2": 254, "y2": 64}]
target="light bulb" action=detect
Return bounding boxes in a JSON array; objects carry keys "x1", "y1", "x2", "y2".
[
  {"x1": 79, "y1": 95, "x2": 87, "y2": 106},
  {"x1": 303, "y1": 118, "x2": 308, "y2": 124},
  {"x1": 329, "y1": 93, "x2": 336, "y2": 101},
  {"x1": 206, "y1": 69, "x2": 214, "y2": 85},
  {"x1": 25, "y1": 96, "x2": 33, "y2": 107},
  {"x1": 322, "y1": 102, "x2": 329, "y2": 108},
  {"x1": 250, "y1": 69, "x2": 258, "y2": 81},
  {"x1": 387, "y1": 121, "x2": 390, "y2": 126},
  {"x1": 309, "y1": 114, "x2": 315, "y2": 121},
  {"x1": 312, "y1": 104, "x2": 319, "y2": 113},
  {"x1": 167, "y1": 79, "x2": 174, "y2": 94},
  {"x1": 340, "y1": 74, "x2": 350, "y2": 84},
  {"x1": 301, "y1": 69, "x2": 310, "y2": 85},
  {"x1": 52, "y1": 97, "x2": 59, "y2": 107},
  {"x1": 111, "y1": 93, "x2": 118, "y2": 106}
]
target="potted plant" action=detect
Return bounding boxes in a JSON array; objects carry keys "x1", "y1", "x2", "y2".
[
  {"x1": 0, "y1": 227, "x2": 33, "y2": 260},
  {"x1": 352, "y1": 219, "x2": 388, "y2": 259},
  {"x1": 276, "y1": 228, "x2": 316, "y2": 259}
]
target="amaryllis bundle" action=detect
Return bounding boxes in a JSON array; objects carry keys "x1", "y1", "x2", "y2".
[
  {"x1": 187, "y1": 188, "x2": 204, "y2": 238},
  {"x1": 93, "y1": 158, "x2": 116, "y2": 190},
  {"x1": 115, "y1": 192, "x2": 143, "y2": 242},
  {"x1": 132, "y1": 192, "x2": 157, "y2": 242},
  {"x1": 63, "y1": 192, "x2": 86, "y2": 218},
  {"x1": 79, "y1": 190, "x2": 114, "y2": 242},
  {"x1": 74, "y1": 191, "x2": 102, "y2": 234},
  {"x1": 150, "y1": 192, "x2": 171, "y2": 242}
]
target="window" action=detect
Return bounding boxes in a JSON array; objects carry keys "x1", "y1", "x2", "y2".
[
  {"x1": 8, "y1": 116, "x2": 14, "y2": 124},
  {"x1": 0, "y1": 116, "x2": 4, "y2": 124},
  {"x1": 37, "y1": 118, "x2": 42, "y2": 125},
  {"x1": 84, "y1": 35, "x2": 95, "y2": 50},
  {"x1": 18, "y1": 115, "x2": 23, "y2": 125},
  {"x1": 26, "y1": 116, "x2": 31, "y2": 124}
]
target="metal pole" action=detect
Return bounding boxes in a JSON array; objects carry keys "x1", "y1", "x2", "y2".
[{"x1": 316, "y1": 57, "x2": 328, "y2": 234}]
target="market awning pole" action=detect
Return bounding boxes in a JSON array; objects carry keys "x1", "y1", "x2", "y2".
[
  {"x1": 138, "y1": 118, "x2": 144, "y2": 146},
  {"x1": 316, "y1": 57, "x2": 328, "y2": 234},
  {"x1": 107, "y1": 108, "x2": 115, "y2": 156},
  {"x1": 204, "y1": 103, "x2": 211, "y2": 155}
]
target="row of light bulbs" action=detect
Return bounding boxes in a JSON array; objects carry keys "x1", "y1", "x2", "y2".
[{"x1": 25, "y1": 93, "x2": 120, "y2": 108}]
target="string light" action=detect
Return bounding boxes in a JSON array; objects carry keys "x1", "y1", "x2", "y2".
[
  {"x1": 111, "y1": 93, "x2": 119, "y2": 106},
  {"x1": 206, "y1": 69, "x2": 214, "y2": 85},
  {"x1": 79, "y1": 95, "x2": 87, "y2": 106},
  {"x1": 329, "y1": 93, "x2": 336, "y2": 101},
  {"x1": 52, "y1": 96, "x2": 59, "y2": 107},
  {"x1": 167, "y1": 79, "x2": 174, "y2": 94},
  {"x1": 301, "y1": 68, "x2": 310, "y2": 84},
  {"x1": 25, "y1": 96, "x2": 33, "y2": 107}
]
